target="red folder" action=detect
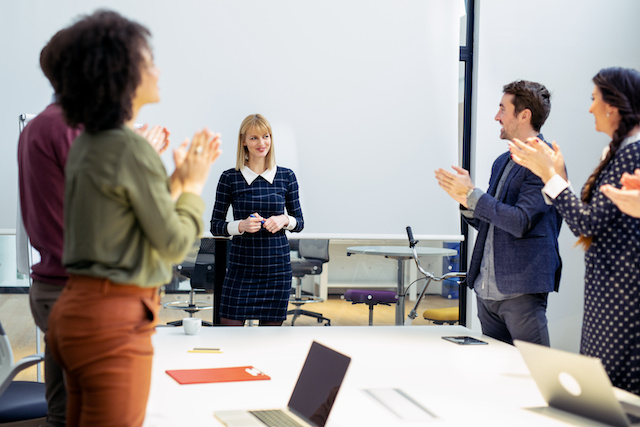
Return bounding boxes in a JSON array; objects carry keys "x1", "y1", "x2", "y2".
[{"x1": 166, "y1": 366, "x2": 271, "y2": 385}]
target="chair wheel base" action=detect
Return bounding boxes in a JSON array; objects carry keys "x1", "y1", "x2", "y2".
[
  {"x1": 166, "y1": 319, "x2": 214, "y2": 327},
  {"x1": 163, "y1": 301, "x2": 214, "y2": 326},
  {"x1": 286, "y1": 308, "x2": 331, "y2": 326}
]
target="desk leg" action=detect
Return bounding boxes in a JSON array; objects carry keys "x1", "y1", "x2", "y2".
[
  {"x1": 213, "y1": 239, "x2": 228, "y2": 326},
  {"x1": 396, "y1": 258, "x2": 405, "y2": 326},
  {"x1": 319, "y1": 268, "x2": 329, "y2": 301}
]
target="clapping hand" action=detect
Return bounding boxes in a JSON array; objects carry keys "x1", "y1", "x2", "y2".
[
  {"x1": 621, "y1": 169, "x2": 640, "y2": 190},
  {"x1": 509, "y1": 137, "x2": 567, "y2": 183},
  {"x1": 135, "y1": 124, "x2": 170, "y2": 155},
  {"x1": 434, "y1": 166, "x2": 475, "y2": 208},
  {"x1": 170, "y1": 128, "x2": 222, "y2": 198}
]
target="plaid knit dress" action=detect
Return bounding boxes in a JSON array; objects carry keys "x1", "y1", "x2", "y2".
[{"x1": 210, "y1": 167, "x2": 304, "y2": 321}]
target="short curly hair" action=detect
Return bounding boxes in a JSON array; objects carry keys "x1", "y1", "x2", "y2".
[
  {"x1": 503, "y1": 80, "x2": 551, "y2": 132},
  {"x1": 42, "y1": 10, "x2": 151, "y2": 133}
]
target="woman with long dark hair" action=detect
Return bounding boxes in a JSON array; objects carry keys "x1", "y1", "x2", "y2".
[
  {"x1": 46, "y1": 10, "x2": 221, "y2": 425},
  {"x1": 509, "y1": 67, "x2": 640, "y2": 394}
]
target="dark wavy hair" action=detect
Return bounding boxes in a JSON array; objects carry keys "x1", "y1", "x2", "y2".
[
  {"x1": 581, "y1": 67, "x2": 640, "y2": 203},
  {"x1": 503, "y1": 80, "x2": 551, "y2": 132},
  {"x1": 577, "y1": 67, "x2": 640, "y2": 248},
  {"x1": 40, "y1": 27, "x2": 67, "y2": 94},
  {"x1": 41, "y1": 10, "x2": 151, "y2": 133}
]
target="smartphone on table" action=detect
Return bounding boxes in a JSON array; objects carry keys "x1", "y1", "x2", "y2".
[{"x1": 442, "y1": 336, "x2": 488, "y2": 345}]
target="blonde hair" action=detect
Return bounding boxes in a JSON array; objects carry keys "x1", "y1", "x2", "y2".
[{"x1": 235, "y1": 114, "x2": 276, "y2": 170}]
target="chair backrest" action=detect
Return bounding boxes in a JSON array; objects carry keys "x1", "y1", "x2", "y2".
[
  {"x1": 289, "y1": 239, "x2": 301, "y2": 253},
  {"x1": 192, "y1": 238, "x2": 216, "y2": 291},
  {"x1": 198, "y1": 237, "x2": 216, "y2": 254},
  {"x1": 0, "y1": 320, "x2": 47, "y2": 397},
  {"x1": 175, "y1": 237, "x2": 229, "y2": 294},
  {"x1": 17, "y1": 114, "x2": 36, "y2": 277},
  {"x1": 298, "y1": 239, "x2": 330, "y2": 263},
  {"x1": 0, "y1": 321, "x2": 15, "y2": 389}
]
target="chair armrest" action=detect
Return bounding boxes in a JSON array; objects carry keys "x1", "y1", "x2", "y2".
[
  {"x1": 10, "y1": 353, "x2": 44, "y2": 382},
  {"x1": 0, "y1": 352, "x2": 44, "y2": 397},
  {"x1": 14, "y1": 353, "x2": 44, "y2": 372}
]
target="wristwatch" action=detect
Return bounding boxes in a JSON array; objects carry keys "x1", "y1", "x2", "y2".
[{"x1": 466, "y1": 188, "x2": 475, "y2": 199}]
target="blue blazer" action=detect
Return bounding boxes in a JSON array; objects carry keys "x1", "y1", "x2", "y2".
[{"x1": 464, "y1": 150, "x2": 562, "y2": 295}]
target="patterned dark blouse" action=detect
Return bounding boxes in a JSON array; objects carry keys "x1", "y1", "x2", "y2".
[
  {"x1": 210, "y1": 167, "x2": 304, "y2": 321},
  {"x1": 553, "y1": 141, "x2": 640, "y2": 395}
]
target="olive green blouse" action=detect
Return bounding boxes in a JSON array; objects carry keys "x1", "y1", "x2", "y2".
[{"x1": 63, "y1": 126, "x2": 204, "y2": 288}]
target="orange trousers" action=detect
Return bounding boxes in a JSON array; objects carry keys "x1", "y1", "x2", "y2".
[{"x1": 48, "y1": 275, "x2": 159, "y2": 427}]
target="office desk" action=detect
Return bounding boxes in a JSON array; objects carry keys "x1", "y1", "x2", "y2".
[
  {"x1": 346, "y1": 246, "x2": 457, "y2": 325},
  {"x1": 286, "y1": 234, "x2": 464, "y2": 300},
  {"x1": 204, "y1": 235, "x2": 463, "y2": 310},
  {"x1": 144, "y1": 326, "x2": 602, "y2": 427}
]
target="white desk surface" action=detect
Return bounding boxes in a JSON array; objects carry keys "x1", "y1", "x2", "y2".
[
  {"x1": 144, "y1": 326, "x2": 606, "y2": 427},
  {"x1": 286, "y1": 233, "x2": 464, "y2": 242},
  {"x1": 204, "y1": 232, "x2": 464, "y2": 242},
  {"x1": 346, "y1": 246, "x2": 457, "y2": 258}
]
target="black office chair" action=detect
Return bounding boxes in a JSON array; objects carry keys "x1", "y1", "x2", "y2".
[
  {"x1": 164, "y1": 238, "x2": 216, "y2": 326},
  {"x1": 0, "y1": 320, "x2": 47, "y2": 425},
  {"x1": 286, "y1": 239, "x2": 331, "y2": 326}
]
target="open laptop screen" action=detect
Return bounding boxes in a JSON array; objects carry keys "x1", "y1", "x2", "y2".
[
  {"x1": 287, "y1": 342, "x2": 351, "y2": 426},
  {"x1": 515, "y1": 339, "x2": 635, "y2": 427}
]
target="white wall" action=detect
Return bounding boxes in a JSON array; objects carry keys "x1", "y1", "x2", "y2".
[
  {"x1": 0, "y1": 0, "x2": 461, "y2": 237},
  {"x1": 468, "y1": 0, "x2": 640, "y2": 351},
  {"x1": 4, "y1": 1, "x2": 640, "y2": 345}
]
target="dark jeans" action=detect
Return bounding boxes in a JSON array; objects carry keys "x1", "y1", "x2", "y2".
[
  {"x1": 476, "y1": 293, "x2": 550, "y2": 346},
  {"x1": 29, "y1": 280, "x2": 67, "y2": 427}
]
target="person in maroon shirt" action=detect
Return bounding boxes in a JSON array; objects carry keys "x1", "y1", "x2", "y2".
[{"x1": 18, "y1": 99, "x2": 80, "y2": 427}]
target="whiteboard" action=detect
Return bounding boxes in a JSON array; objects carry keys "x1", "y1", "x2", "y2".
[{"x1": 0, "y1": 0, "x2": 461, "y2": 236}]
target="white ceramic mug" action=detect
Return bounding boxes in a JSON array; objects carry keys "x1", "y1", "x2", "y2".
[{"x1": 183, "y1": 317, "x2": 202, "y2": 335}]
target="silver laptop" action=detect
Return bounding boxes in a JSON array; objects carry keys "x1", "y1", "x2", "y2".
[
  {"x1": 215, "y1": 341, "x2": 351, "y2": 427},
  {"x1": 515, "y1": 340, "x2": 640, "y2": 427}
]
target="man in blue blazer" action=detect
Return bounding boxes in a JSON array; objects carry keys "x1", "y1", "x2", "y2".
[{"x1": 435, "y1": 80, "x2": 562, "y2": 346}]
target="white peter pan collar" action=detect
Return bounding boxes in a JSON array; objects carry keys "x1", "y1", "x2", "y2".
[
  {"x1": 241, "y1": 166, "x2": 277, "y2": 185},
  {"x1": 623, "y1": 131, "x2": 640, "y2": 148}
]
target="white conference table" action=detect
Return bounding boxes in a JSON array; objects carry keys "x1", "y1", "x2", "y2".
[
  {"x1": 143, "y1": 325, "x2": 607, "y2": 427},
  {"x1": 346, "y1": 246, "x2": 458, "y2": 325}
]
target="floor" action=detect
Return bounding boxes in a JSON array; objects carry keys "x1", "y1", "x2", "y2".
[{"x1": 1, "y1": 290, "x2": 458, "y2": 382}]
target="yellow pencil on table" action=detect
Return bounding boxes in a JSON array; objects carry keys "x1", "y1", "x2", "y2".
[{"x1": 188, "y1": 347, "x2": 223, "y2": 353}]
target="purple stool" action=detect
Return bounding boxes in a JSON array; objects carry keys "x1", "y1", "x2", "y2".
[{"x1": 344, "y1": 290, "x2": 398, "y2": 326}]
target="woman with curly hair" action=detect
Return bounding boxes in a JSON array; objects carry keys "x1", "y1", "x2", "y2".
[
  {"x1": 509, "y1": 67, "x2": 640, "y2": 395},
  {"x1": 45, "y1": 10, "x2": 221, "y2": 426}
]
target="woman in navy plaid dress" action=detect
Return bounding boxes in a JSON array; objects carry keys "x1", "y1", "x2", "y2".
[
  {"x1": 210, "y1": 114, "x2": 304, "y2": 325},
  {"x1": 510, "y1": 67, "x2": 640, "y2": 394}
]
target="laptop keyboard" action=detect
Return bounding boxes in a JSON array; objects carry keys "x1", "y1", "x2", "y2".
[
  {"x1": 250, "y1": 409, "x2": 305, "y2": 427},
  {"x1": 619, "y1": 401, "x2": 640, "y2": 426}
]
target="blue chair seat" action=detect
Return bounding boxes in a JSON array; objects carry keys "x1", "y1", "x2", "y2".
[{"x1": 0, "y1": 381, "x2": 46, "y2": 422}]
